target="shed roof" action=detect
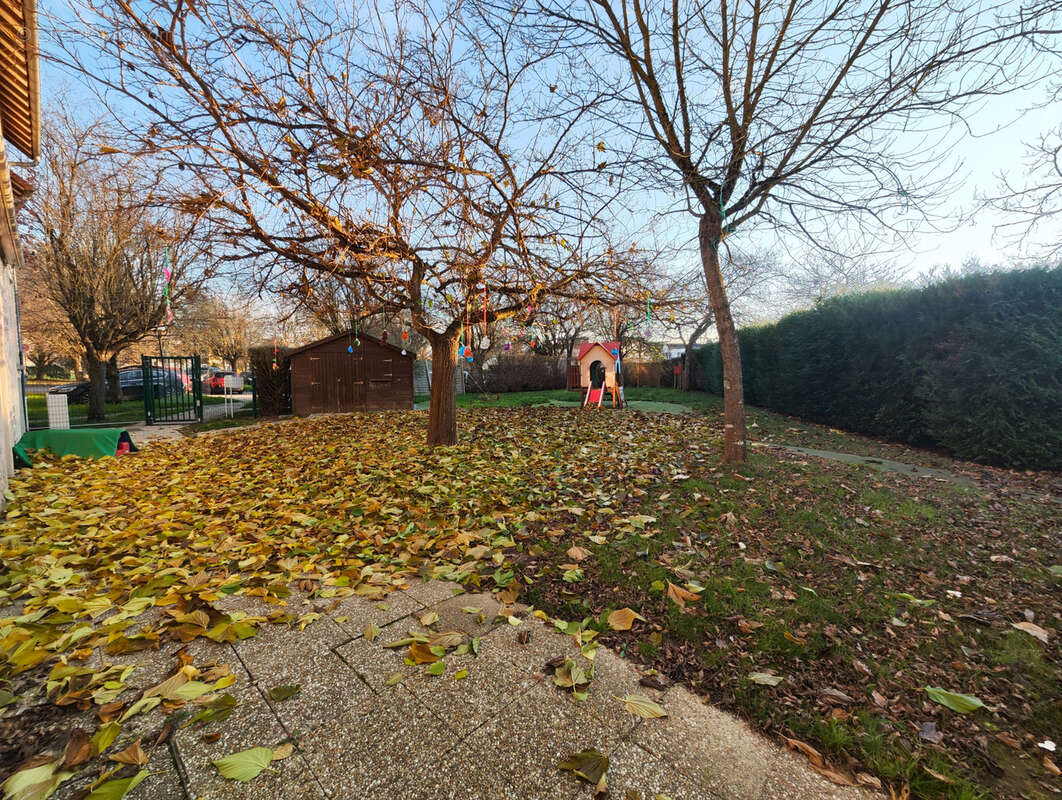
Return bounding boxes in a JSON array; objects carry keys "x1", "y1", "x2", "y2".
[
  {"x1": 286, "y1": 329, "x2": 414, "y2": 359},
  {"x1": 577, "y1": 341, "x2": 620, "y2": 361}
]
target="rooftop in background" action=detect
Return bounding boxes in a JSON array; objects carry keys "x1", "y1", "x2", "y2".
[{"x1": 0, "y1": 0, "x2": 39, "y2": 161}]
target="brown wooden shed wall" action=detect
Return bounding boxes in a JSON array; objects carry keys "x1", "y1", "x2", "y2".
[{"x1": 289, "y1": 334, "x2": 414, "y2": 416}]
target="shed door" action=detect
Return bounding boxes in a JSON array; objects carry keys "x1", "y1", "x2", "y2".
[{"x1": 309, "y1": 356, "x2": 324, "y2": 414}]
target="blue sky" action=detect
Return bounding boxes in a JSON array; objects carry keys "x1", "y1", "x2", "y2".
[{"x1": 36, "y1": 14, "x2": 1060, "y2": 293}]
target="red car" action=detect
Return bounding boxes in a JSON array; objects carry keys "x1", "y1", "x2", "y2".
[{"x1": 206, "y1": 371, "x2": 237, "y2": 394}]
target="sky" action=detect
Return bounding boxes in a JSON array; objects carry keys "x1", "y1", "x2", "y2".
[{"x1": 34, "y1": 3, "x2": 1061, "y2": 308}]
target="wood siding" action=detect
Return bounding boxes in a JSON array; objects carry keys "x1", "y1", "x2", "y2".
[{"x1": 289, "y1": 334, "x2": 413, "y2": 415}]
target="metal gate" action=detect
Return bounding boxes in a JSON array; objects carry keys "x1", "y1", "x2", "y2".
[{"x1": 142, "y1": 355, "x2": 203, "y2": 424}]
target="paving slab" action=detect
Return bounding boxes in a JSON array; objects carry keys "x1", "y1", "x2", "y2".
[
  {"x1": 325, "y1": 589, "x2": 423, "y2": 638},
  {"x1": 459, "y1": 680, "x2": 628, "y2": 798},
  {"x1": 629, "y1": 685, "x2": 777, "y2": 800},
  {"x1": 90, "y1": 579, "x2": 883, "y2": 800},
  {"x1": 173, "y1": 686, "x2": 319, "y2": 799},
  {"x1": 584, "y1": 740, "x2": 719, "y2": 800},
  {"x1": 399, "y1": 579, "x2": 465, "y2": 608},
  {"x1": 298, "y1": 684, "x2": 458, "y2": 797}
]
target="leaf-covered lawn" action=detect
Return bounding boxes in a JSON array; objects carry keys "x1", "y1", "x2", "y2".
[{"x1": 1, "y1": 405, "x2": 1059, "y2": 800}]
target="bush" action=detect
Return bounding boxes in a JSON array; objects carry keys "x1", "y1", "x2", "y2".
[
  {"x1": 479, "y1": 354, "x2": 565, "y2": 393},
  {"x1": 248, "y1": 345, "x2": 292, "y2": 416},
  {"x1": 691, "y1": 265, "x2": 1062, "y2": 469}
]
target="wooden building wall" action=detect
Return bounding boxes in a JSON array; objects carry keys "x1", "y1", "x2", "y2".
[{"x1": 289, "y1": 333, "x2": 414, "y2": 415}]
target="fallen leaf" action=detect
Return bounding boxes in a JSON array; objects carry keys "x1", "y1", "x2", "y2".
[
  {"x1": 924, "y1": 686, "x2": 983, "y2": 714},
  {"x1": 84, "y1": 769, "x2": 148, "y2": 799},
  {"x1": 783, "y1": 737, "x2": 824, "y2": 768},
  {"x1": 419, "y1": 611, "x2": 439, "y2": 627},
  {"x1": 606, "y1": 608, "x2": 645, "y2": 631},
  {"x1": 272, "y1": 742, "x2": 294, "y2": 761},
  {"x1": 364, "y1": 621, "x2": 381, "y2": 642},
  {"x1": 749, "y1": 672, "x2": 784, "y2": 686},
  {"x1": 813, "y1": 766, "x2": 855, "y2": 786},
  {"x1": 109, "y1": 739, "x2": 149, "y2": 766},
  {"x1": 212, "y1": 746, "x2": 275, "y2": 781},
  {"x1": 618, "y1": 694, "x2": 667, "y2": 718},
  {"x1": 1044, "y1": 756, "x2": 1060, "y2": 776},
  {"x1": 665, "y1": 581, "x2": 700, "y2": 610},
  {"x1": 566, "y1": 545, "x2": 589, "y2": 561},
  {"x1": 62, "y1": 729, "x2": 92, "y2": 768},
  {"x1": 1011, "y1": 621, "x2": 1050, "y2": 643},
  {"x1": 267, "y1": 685, "x2": 301, "y2": 702},
  {"x1": 557, "y1": 748, "x2": 609, "y2": 793}
]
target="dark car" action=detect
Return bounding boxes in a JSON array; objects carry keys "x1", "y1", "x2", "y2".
[{"x1": 48, "y1": 366, "x2": 188, "y2": 405}]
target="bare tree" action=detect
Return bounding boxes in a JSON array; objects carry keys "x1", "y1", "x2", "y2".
[
  {"x1": 16, "y1": 254, "x2": 81, "y2": 380},
  {"x1": 771, "y1": 249, "x2": 904, "y2": 311},
  {"x1": 537, "y1": 0, "x2": 1057, "y2": 461},
  {"x1": 987, "y1": 91, "x2": 1062, "y2": 257},
  {"x1": 28, "y1": 111, "x2": 204, "y2": 420},
  {"x1": 530, "y1": 296, "x2": 591, "y2": 363},
  {"x1": 51, "y1": 0, "x2": 641, "y2": 445}
]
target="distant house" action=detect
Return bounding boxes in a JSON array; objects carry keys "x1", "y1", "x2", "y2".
[
  {"x1": 0, "y1": 0, "x2": 40, "y2": 505},
  {"x1": 288, "y1": 331, "x2": 414, "y2": 415}
]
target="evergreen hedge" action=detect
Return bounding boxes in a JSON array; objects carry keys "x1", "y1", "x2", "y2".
[{"x1": 691, "y1": 266, "x2": 1062, "y2": 469}]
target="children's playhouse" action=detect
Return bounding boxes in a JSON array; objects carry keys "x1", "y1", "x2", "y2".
[{"x1": 574, "y1": 341, "x2": 626, "y2": 408}]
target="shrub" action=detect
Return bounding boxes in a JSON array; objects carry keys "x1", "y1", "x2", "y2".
[
  {"x1": 691, "y1": 265, "x2": 1062, "y2": 469},
  {"x1": 480, "y1": 354, "x2": 565, "y2": 393},
  {"x1": 248, "y1": 345, "x2": 292, "y2": 416}
]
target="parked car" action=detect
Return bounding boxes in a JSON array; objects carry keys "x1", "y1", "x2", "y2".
[
  {"x1": 206, "y1": 371, "x2": 238, "y2": 394},
  {"x1": 48, "y1": 366, "x2": 188, "y2": 405}
]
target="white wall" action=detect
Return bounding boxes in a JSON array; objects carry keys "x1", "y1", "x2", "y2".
[{"x1": 0, "y1": 256, "x2": 25, "y2": 503}]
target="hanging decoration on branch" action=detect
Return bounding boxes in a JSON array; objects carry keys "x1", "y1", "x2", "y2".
[
  {"x1": 272, "y1": 337, "x2": 279, "y2": 371},
  {"x1": 480, "y1": 284, "x2": 491, "y2": 350},
  {"x1": 644, "y1": 290, "x2": 652, "y2": 338},
  {"x1": 348, "y1": 317, "x2": 360, "y2": 353},
  {"x1": 162, "y1": 245, "x2": 174, "y2": 324}
]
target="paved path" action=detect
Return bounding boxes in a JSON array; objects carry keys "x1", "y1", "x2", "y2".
[
  {"x1": 766, "y1": 444, "x2": 976, "y2": 487},
  {"x1": 52, "y1": 580, "x2": 879, "y2": 800}
]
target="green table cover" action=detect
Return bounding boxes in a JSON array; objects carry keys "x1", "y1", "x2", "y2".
[{"x1": 17, "y1": 428, "x2": 133, "y2": 459}]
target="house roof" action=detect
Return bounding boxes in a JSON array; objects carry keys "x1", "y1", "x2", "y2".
[
  {"x1": 286, "y1": 328, "x2": 414, "y2": 359},
  {"x1": 0, "y1": 0, "x2": 39, "y2": 160},
  {"x1": 577, "y1": 341, "x2": 620, "y2": 361}
]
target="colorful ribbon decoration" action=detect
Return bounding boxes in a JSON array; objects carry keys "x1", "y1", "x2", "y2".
[{"x1": 163, "y1": 245, "x2": 174, "y2": 324}]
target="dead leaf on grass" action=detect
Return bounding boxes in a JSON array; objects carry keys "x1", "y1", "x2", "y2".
[
  {"x1": 607, "y1": 608, "x2": 645, "y2": 631},
  {"x1": 665, "y1": 581, "x2": 700, "y2": 610},
  {"x1": 1010, "y1": 621, "x2": 1050, "y2": 643},
  {"x1": 783, "y1": 736, "x2": 824, "y2": 768}
]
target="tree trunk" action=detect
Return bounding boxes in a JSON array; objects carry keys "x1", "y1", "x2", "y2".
[
  {"x1": 681, "y1": 347, "x2": 692, "y2": 391},
  {"x1": 427, "y1": 331, "x2": 460, "y2": 446},
  {"x1": 106, "y1": 354, "x2": 122, "y2": 403},
  {"x1": 86, "y1": 353, "x2": 107, "y2": 421},
  {"x1": 698, "y1": 213, "x2": 746, "y2": 463},
  {"x1": 227, "y1": 356, "x2": 239, "y2": 371}
]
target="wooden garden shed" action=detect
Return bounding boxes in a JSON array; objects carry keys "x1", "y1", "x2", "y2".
[{"x1": 288, "y1": 331, "x2": 414, "y2": 415}]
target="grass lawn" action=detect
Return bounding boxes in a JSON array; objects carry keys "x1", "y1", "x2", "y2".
[
  {"x1": 25, "y1": 393, "x2": 226, "y2": 427},
  {"x1": 1, "y1": 404, "x2": 1058, "y2": 798}
]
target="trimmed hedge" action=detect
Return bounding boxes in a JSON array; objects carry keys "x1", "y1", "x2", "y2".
[
  {"x1": 691, "y1": 266, "x2": 1062, "y2": 469},
  {"x1": 248, "y1": 345, "x2": 292, "y2": 416}
]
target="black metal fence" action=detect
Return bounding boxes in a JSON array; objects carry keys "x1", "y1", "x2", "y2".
[{"x1": 142, "y1": 355, "x2": 203, "y2": 424}]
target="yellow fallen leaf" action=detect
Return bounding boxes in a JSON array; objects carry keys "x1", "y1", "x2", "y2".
[{"x1": 606, "y1": 608, "x2": 645, "y2": 631}]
